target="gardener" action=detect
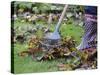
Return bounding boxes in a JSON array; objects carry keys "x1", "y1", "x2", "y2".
[{"x1": 77, "y1": 6, "x2": 97, "y2": 53}]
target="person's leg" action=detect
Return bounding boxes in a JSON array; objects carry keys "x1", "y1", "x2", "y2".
[{"x1": 77, "y1": 18, "x2": 97, "y2": 50}]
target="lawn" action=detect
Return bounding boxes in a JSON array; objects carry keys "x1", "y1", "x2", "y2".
[{"x1": 12, "y1": 21, "x2": 84, "y2": 74}]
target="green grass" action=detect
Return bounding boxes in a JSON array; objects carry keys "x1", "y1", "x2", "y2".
[
  {"x1": 12, "y1": 21, "x2": 84, "y2": 74},
  {"x1": 60, "y1": 23, "x2": 84, "y2": 45},
  {"x1": 13, "y1": 43, "x2": 65, "y2": 73}
]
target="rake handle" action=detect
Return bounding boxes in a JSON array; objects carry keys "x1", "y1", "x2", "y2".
[{"x1": 55, "y1": 5, "x2": 68, "y2": 31}]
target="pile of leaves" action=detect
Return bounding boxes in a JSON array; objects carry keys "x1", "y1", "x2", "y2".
[{"x1": 19, "y1": 36, "x2": 97, "y2": 70}]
